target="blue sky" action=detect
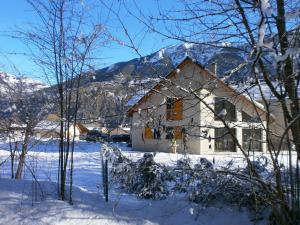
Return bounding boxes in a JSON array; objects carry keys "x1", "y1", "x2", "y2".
[{"x1": 0, "y1": 0, "x2": 179, "y2": 82}]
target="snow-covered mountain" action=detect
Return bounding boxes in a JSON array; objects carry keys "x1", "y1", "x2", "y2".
[
  {"x1": 90, "y1": 43, "x2": 251, "y2": 85},
  {"x1": 0, "y1": 72, "x2": 49, "y2": 121},
  {"x1": 0, "y1": 72, "x2": 48, "y2": 94}
]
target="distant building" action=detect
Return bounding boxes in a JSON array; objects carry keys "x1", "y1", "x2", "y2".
[
  {"x1": 68, "y1": 122, "x2": 89, "y2": 139},
  {"x1": 35, "y1": 119, "x2": 89, "y2": 140},
  {"x1": 82, "y1": 122, "x2": 103, "y2": 131},
  {"x1": 109, "y1": 127, "x2": 130, "y2": 136},
  {"x1": 34, "y1": 120, "x2": 60, "y2": 139}
]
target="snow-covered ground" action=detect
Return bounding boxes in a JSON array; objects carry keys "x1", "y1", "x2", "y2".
[
  {"x1": 0, "y1": 140, "x2": 102, "y2": 192},
  {"x1": 0, "y1": 140, "x2": 270, "y2": 225},
  {"x1": 114, "y1": 142, "x2": 297, "y2": 170}
]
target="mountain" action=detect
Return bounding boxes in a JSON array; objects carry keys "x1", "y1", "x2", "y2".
[
  {"x1": 89, "y1": 43, "x2": 250, "y2": 85},
  {"x1": 0, "y1": 72, "x2": 49, "y2": 122},
  {"x1": 0, "y1": 72, "x2": 49, "y2": 95}
]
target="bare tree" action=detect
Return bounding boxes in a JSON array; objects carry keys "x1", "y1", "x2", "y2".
[
  {"x1": 0, "y1": 75, "x2": 49, "y2": 179},
  {"x1": 17, "y1": 0, "x2": 108, "y2": 202}
]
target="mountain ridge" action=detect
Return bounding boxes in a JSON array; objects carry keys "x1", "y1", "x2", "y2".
[
  {"x1": 90, "y1": 43, "x2": 251, "y2": 85},
  {"x1": 0, "y1": 72, "x2": 49, "y2": 95}
]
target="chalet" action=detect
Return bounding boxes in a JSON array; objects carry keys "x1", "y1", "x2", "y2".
[
  {"x1": 35, "y1": 119, "x2": 89, "y2": 140},
  {"x1": 127, "y1": 57, "x2": 273, "y2": 154},
  {"x1": 69, "y1": 122, "x2": 89, "y2": 139},
  {"x1": 35, "y1": 120, "x2": 60, "y2": 139}
]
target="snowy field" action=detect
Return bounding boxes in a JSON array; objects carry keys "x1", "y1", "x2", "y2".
[
  {"x1": 0, "y1": 140, "x2": 276, "y2": 225},
  {"x1": 0, "y1": 140, "x2": 102, "y2": 192}
]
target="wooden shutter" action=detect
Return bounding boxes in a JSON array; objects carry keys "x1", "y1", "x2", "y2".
[
  {"x1": 166, "y1": 98, "x2": 183, "y2": 121},
  {"x1": 144, "y1": 127, "x2": 154, "y2": 139},
  {"x1": 172, "y1": 99, "x2": 183, "y2": 120},
  {"x1": 174, "y1": 126, "x2": 182, "y2": 139}
]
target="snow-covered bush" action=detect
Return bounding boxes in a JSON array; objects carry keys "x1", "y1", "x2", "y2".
[
  {"x1": 172, "y1": 157, "x2": 215, "y2": 193},
  {"x1": 102, "y1": 144, "x2": 124, "y2": 163},
  {"x1": 176, "y1": 157, "x2": 192, "y2": 170},
  {"x1": 198, "y1": 158, "x2": 213, "y2": 169},
  {"x1": 104, "y1": 146, "x2": 268, "y2": 211},
  {"x1": 134, "y1": 153, "x2": 170, "y2": 199},
  {"x1": 104, "y1": 146, "x2": 170, "y2": 199},
  {"x1": 170, "y1": 157, "x2": 267, "y2": 210},
  {"x1": 172, "y1": 157, "x2": 194, "y2": 192},
  {"x1": 188, "y1": 167, "x2": 267, "y2": 211},
  {"x1": 243, "y1": 156, "x2": 269, "y2": 176}
]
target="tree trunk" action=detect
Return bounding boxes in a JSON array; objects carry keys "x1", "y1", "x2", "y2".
[{"x1": 15, "y1": 125, "x2": 30, "y2": 179}]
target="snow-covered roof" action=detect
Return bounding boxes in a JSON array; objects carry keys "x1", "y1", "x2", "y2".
[
  {"x1": 35, "y1": 120, "x2": 60, "y2": 131},
  {"x1": 122, "y1": 127, "x2": 130, "y2": 131},
  {"x1": 126, "y1": 89, "x2": 150, "y2": 107},
  {"x1": 234, "y1": 81, "x2": 300, "y2": 102},
  {"x1": 10, "y1": 123, "x2": 27, "y2": 129}
]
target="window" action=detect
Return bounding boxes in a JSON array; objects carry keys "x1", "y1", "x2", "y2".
[
  {"x1": 165, "y1": 126, "x2": 183, "y2": 140},
  {"x1": 145, "y1": 127, "x2": 163, "y2": 140},
  {"x1": 153, "y1": 127, "x2": 162, "y2": 140},
  {"x1": 242, "y1": 111, "x2": 252, "y2": 122},
  {"x1": 215, "y1": 128, "x2": 236, "y2": 152},
  {"x1": 144, "y1": 127, "x2": 153, "y2": 139},
  {"x1": 242, "y1": 129, "x2": 262, "y2": 152},
  {"x1": 214, "y1": 97, "x2": 236, "y2": 121},
  {"x1": 242, "y1": 111, "x2": 260, "y2": 122},
  {"x1": 166, "y1": 98, "x2": 183, "y2": 121}
]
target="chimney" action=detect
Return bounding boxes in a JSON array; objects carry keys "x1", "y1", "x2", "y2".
[{"x1": 208, "y1": 62, "x2": 217, "y2": 76}]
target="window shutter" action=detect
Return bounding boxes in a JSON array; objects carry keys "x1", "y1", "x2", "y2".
[
  {"x1": 144, "y1": 127, "x2": 154, "y2": 139},
  {"x1": 166, "y1": 98, "x2": 183, "y2": 121},
  {"x1": 174, "y1": 126, "x2": 182, "y2": 139},
  {"x1": 173, "y1": 99, "x2": 183, "y2": 120}
]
